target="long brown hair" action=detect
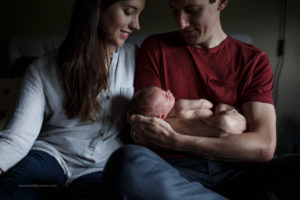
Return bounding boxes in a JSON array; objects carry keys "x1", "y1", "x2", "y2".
[{"x1": 58, "y1": 0, "x2": 121, "y2": 122}]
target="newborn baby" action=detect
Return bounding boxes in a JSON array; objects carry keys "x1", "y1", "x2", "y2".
[
  {"x1": 129, "y1": 86, "x2": 213, "y2": 120},
  {"x1": 129, "y1": 86, "x2": 246, "y2": 137}
]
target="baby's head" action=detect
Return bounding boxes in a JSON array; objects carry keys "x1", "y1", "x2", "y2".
[{"x1": 129, "y1": 86, "x2": 175, "y2": 119}]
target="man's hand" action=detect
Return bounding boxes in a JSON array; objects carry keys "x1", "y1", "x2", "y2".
[
  {"x1": 128, "y1": 114, "x2": 178, "y2": 149},
  {"x1": 126, "y1": 102, "x2": 247, "y2": 151}
]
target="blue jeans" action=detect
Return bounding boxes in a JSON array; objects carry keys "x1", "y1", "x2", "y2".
[
  {"x1": 103, "y1": 144, "x2": 300, "y2": 200},
  {"x1": 0, "y1": 150, "x2": 104, "y2": 200}
]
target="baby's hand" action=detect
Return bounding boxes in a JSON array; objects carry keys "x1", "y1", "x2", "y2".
[{"x1": 214, "y1": 103, "x2": 247, "y2": 134}]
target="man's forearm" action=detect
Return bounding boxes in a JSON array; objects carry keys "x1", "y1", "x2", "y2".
[
  {"x1": 169, "y1": 102, "x2": 276, "y2": 163},
  {"x1": 165, "y1": 117, "x2": 222, "y2": 137},
  {"x1": 129, "y1": 103, "x2": 276, "y2": 163},
  {"x1": 172, "y1": 131, "x2": 273, "y2": 162}
]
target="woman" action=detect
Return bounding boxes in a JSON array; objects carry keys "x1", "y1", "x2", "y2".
[{"x1": 0, "y1": 0, "x2": 145, "y2": 199}]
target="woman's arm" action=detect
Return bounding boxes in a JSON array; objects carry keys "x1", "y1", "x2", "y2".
[
  {"x1": 0, "y1": 65, "x2": 45, "y2": 172},
  {"x1": 128, "y1": 102, "x2": 276, "y2": 162}
]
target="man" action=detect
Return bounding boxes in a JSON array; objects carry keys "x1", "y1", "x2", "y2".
[{"x1": 104, "y1": 0, "x2": 300, "y2": 199}]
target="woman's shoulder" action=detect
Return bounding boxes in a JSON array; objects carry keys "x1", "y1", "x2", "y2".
[
  {"x1": 27, "y1": 50, "x2": 58, "y2": 76},
  {"x1": 116, "y1": 43, "x2": 139, "y2": 63}
]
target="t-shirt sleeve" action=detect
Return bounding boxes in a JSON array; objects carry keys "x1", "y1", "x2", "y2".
[
  {"x1": 243, "y1": 52, "x2": 274, "y2": 105},
  {"x1": 135, "y1": 36, "x2": 163, "y2": 92}
]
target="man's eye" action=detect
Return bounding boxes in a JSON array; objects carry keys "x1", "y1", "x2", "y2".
[
  {"x1": 186, "y1": 8, "x2": 199, "y2": 14},
  {"x1": 186, "y1": 7, "x2": 202, "y2": 14}
]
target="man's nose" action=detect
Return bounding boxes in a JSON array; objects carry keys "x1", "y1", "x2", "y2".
[{"x1": 178, "y1": 12, "x2": 190, "y2": 30}]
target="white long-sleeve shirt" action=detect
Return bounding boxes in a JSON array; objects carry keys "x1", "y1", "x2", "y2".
[{"x1": 0, "y1": 43, "x2": 137, "y2": 184}]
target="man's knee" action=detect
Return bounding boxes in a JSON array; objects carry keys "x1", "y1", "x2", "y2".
[
  {"x1": 106, "y1": 144, "x2": 156, "y2": 166},
  {"x1": 103, "y1": 144, "x2": 154, "y2": 199}
]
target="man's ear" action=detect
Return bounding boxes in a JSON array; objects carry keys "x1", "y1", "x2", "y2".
[{"x1": 217, "y1": 0, "x2": 228, "y2": 11}]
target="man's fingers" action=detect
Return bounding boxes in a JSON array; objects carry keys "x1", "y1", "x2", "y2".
[
  {"x1": 129, "y1": 114, "x2": 147, "y2": 122},
  {"x1": 129, "y1": 114, "x2": 160, "y2": 125}
]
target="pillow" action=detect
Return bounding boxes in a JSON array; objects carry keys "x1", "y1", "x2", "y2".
[{"x1": 0, "y1": 78, "x2": 22, "y2": 130}]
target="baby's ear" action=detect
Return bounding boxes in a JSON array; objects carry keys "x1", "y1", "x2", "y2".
[{"x1": 158, "y1": 114, "x2": 166, "y2": 119}]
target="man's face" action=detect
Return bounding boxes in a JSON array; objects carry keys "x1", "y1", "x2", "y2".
[{"x1": 169, "y1": 0, "x2": 221, "y2": 48}]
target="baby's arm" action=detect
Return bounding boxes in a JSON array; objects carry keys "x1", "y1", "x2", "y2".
[
  {"x1": 166, "y1": 99, "x2": 246, "y2": 137},
  {"x1": 168, "y1": 99, "x2": 213, "y2": 117}
]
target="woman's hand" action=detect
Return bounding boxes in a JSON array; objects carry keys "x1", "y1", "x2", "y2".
[{"x1": 128, "y1": 114, "x2": 178, "y2": 149}]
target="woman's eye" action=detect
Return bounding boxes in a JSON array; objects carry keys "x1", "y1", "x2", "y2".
[{"x1": 124, "y1": 8, "x2": 134, "y2": 15}]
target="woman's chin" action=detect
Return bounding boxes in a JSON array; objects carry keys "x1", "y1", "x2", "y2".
[{"x1": 116, "y1": 39, "x2": 126, "y2": 47}]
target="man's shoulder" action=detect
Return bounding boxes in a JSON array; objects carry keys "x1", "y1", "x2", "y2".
[{"x1": 228, "y1": 36, "x2": 264, "y2": 55}]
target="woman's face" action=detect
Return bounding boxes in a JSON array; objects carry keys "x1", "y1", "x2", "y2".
[{"x1": 100, "y1": 0, "x2": 145, "y2": 51}]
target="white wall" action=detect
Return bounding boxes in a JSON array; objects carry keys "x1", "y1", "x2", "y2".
[{"x1": 274, "y1": 0, "x2": 300, "y2": 153}]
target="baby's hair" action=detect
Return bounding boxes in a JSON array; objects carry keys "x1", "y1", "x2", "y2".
[{"x1": 128, "y1": 87, "x2": 157, "y2": 116}]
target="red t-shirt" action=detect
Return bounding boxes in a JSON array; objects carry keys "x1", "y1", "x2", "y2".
[{"x1": 134, "y1": 31, "x2": 274, "y2": 157}]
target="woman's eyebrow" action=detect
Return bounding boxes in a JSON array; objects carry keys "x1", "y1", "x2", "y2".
[{"x1": 124, "y1": 5, "x2": 138, "y2": 10}]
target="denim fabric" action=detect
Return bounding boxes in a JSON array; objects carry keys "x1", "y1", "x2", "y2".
[
  {"x1": 0, "y1": 150, "x2": 106, "y2": 200},
  {"x1": 103, "y1": 144, "x2": 227, "y2": 200},
  {"x1": 210, "y1": 154, "x2": 300, "y2": 200},
  {"x1": 0, "y1": 150, "x2": 65, "y2": 200},
  {"x1": 67, "y1": 171, "x2": 104, "y2": 200},
  {"x1": 104, "y1": 144, "x2": 300, "y2": 200}
]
